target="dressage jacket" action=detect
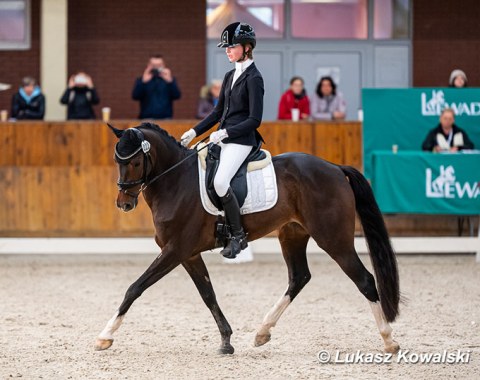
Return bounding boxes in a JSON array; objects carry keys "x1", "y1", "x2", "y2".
[{"x1": 193, "y1": 63, "x2": 264, "y2": 147}]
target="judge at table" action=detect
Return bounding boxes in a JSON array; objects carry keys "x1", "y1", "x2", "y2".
[{"x1": 421, "y1": 108, "x2": 474, "y2": 152}]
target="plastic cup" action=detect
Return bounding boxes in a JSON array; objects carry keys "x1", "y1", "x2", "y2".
[
  {"x1": 291, "y1": 108, "x2": 300, "y2": 122},
  {"x1": 392, "y1": 144, "x2": 398, "y2": 154},
  {"x1": 102, "y1": 107, "x2": 111, "y2": 122},
  {"x1": 0, "y1": 110, "x2": 7, "y2": 122}
]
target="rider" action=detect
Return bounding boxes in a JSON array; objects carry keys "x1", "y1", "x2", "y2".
[{"x1": 181, "y1": 22, "x2": 264, "y2": 259}]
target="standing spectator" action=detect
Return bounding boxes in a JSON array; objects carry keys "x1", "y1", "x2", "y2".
[
  {"x1": 449, "y1": 69, "x2": 468, "y2": 88},
  {"x1": 311, "y1": 76, "x2": 346, "y2": 121},
  {"x1": 132, "y1": 54, "x2": 181, "y2": 119},
  {"x1": 196, "y1": 79, "x2": 222, "y2": 119},
  {"x1": 60, "y1": 72, "x2": 100, "y2": 120},
  {"x1": 11, "y1": 76, "x2": 45, "y2": 120},
  {"x1": 277, "y1": 76, "x2": 310, "y2": 120},
  {"x1": 421, "y1": 108, "x2": 474, "y2": 152}
]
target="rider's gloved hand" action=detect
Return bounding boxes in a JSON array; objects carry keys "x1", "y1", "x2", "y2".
[
  {"x1": 180, "y1": 129, "x2": 196, "y2": 147},
  {"x1": 210, "y1": 129, "x2": 228, "y2": 144}
]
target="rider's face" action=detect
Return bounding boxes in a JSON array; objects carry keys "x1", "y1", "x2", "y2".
[{"x1": 225, "y1": 45, "x2": 245, "y2": 63}]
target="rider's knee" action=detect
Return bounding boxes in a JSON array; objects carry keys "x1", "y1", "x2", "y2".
[{"x1": 214, "y1": 176, "x2": 229, "y2": 197}]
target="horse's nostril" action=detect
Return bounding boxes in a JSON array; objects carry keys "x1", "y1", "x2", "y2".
[{"x1": 121, "y1": 203, "x2": 132, "y2": 212}]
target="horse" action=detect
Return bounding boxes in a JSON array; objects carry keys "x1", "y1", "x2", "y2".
[{"x1": 94, "y1": 122, "x2": 400, "y2": 355}]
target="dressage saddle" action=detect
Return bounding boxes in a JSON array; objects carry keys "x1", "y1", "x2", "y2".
[{"x1": 205, "y1": 143, "x2": 266, "y2": 211}]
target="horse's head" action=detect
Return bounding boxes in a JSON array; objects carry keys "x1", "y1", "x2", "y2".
[{"x1": 108, "y1": 123, "x2": 155, "y2": 212}]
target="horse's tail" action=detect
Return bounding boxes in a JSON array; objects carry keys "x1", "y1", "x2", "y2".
[{"x1": 340, "y1": 165, "x2": 400, "y2": 322}]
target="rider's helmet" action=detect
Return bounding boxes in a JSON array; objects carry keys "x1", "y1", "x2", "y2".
[{"x1": 217, "y1": 22, "x2": 256, "y2": 49}]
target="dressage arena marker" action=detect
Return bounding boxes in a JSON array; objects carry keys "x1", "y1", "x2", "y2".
[{"x1": 0, "y1": 237, "x2": 478, "y2": 261}]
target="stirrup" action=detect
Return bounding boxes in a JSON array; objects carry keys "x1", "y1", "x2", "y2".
[{"x1": 221, "y1": 232, "x2": 248, "y2": 259}]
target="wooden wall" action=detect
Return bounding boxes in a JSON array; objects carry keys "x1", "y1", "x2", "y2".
[{"x1": 0, "y1": 120, "x2": 361, "y2": 236}]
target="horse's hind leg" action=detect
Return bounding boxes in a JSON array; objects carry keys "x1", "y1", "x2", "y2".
[
  {"x1": 316, "y1": 236, "x2": 399, "y2": 353},
  {"x1": 254, "y1": 222, "x2": 311, "y2": 347},
  {"x1": 182, "y1": 254, "x2": 234, "y2": 354},
  {"x1": 94, "y1": 246, "x2": 181, "y2": 351}
]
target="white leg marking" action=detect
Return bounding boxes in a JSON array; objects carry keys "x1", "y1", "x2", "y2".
[
  {"x1": 98, "y1": 311, "x2": 124, "y2": 340},
  {"x1": 257, "y1": 294, "x2": 291, "y2": 337},
  {"x1": 369, "y1": 301, "x2": 399, "y2": 352}
]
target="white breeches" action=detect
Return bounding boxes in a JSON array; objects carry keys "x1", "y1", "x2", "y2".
[{"x1": 214, "y1": 142, "x2": 253, "y2": 197}]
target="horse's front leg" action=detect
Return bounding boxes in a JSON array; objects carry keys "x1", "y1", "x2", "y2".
[
  {"x1": 94, "y1": 244, "x2": 182, "y2": 351},
  {"x1": 182, "y1": 254, "x2": 234, "y2": 354}
]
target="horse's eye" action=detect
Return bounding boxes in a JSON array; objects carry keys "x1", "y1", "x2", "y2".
[{"x1": 134, "y1": 162, "x2": 141, "y2": 168}]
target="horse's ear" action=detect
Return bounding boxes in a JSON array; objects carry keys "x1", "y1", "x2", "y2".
[{"x1": 107, "y1": 123, "x2": 124, "y2": 139}]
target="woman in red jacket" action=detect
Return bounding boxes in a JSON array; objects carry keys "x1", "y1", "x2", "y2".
[{"x1": 277, "y1": 76, "x2": 310, "y2": 120}]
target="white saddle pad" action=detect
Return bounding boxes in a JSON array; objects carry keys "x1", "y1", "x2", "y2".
[{"x1": 195, "y1": 145, "x2": 278, "y2": 216}]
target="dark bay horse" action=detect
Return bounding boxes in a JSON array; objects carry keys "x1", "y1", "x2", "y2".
[{"x1": 95, "y1": 122, "x2": 400, "y2": 354}]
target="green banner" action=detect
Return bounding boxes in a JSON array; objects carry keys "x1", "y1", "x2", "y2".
[
  {"x1": 372, "y1": 151, "x2": 480, "y2": 215},
  {"x1": 363, "y1": 88, "x2": 480, "y2": 178}
]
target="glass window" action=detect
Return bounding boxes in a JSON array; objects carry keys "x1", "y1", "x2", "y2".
[
  {"x1": 0, "y1": 0, "x2": 30, "y2": 50},
  {"x1": 291, "y1": 0, "x2": 367, "y2": 39},
  {"x1": 207, "y1": 0, "x2": 284, "y2": 39},
  {"x1": 373, "y1": 0, "x2": 410, "y2": 39}
]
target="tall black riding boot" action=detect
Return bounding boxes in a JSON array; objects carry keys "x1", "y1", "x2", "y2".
[{"x1": 220, "y1": 188, "x2": 248, "y2": 259}]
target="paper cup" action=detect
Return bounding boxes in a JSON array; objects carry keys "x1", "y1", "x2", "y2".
[
  {"x1": 0, "y1": 110, "x2": 8, "y2": 122},
  {"x1": 392, "y1": 144, "x2": 398, "y2": 154},
  {"x1": 102, "y1": 107, "x2": 111, "y2": 122},
  {"x1": 291, "y1": 108, "x2": 300, "y2": 122}
]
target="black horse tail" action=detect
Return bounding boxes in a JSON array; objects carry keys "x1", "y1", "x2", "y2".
[{"x1": 340, "y1": 165, "x2": 400, "y2": 322}]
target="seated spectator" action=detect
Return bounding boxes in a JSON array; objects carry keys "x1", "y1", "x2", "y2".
[
  {"x1": 132, "y1": 54, "x2": 181, "y2": 119},
  {"x1": 11, "y1": 76, "x2": 45, "y2": 120},
  {"x1": 311, "y1": 76, "x2": 346, "y2": 121},
  {"x1": 60, "y1": 72, "x2": 100, "y2": 120},
  {"x1": 277, "y1": 76, "x2": 310, "y2": 120},
  {"x1": 422, "y1": 108, "x2": 474, "y2": 152},
  {"x1": 196, "y1": 79, "x2": 222, "y2": 119},
  {"x1": 449, "y1": 69, "x2": 468, "y2": 88}
]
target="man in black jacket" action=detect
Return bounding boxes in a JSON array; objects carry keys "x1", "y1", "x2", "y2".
[
  {"x1": 181, "y1": 22, "x2": 264, "y2": 259},
  {"x1": 11, "y1": 76, "x2": 45, "y2": 120},
  {"x1": 422, "y1": 108, "x2": 474, "y2": 152},
  {"x1": 132, "y1": 55, "x2": 181, "y2": 119},
  {"x1": 60, "y1": 72, "x2": 100, "y2": 120}
]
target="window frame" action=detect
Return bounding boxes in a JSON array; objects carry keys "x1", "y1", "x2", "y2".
[{"x1": 0, "y1": 0, "x2": 31, "y2": 50}]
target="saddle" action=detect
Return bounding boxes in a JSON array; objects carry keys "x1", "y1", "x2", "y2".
[{"x1": 199, "y1": 143, "x2": 268, "y2": 210}]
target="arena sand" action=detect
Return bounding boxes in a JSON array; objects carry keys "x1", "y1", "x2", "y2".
[{"x1": 0, "y1": 253, "x2": 478, "y2": 379}]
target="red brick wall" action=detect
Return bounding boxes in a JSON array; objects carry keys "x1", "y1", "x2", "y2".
[
  {"x1": 0, "y1": 0, "x2": 40, "y2": 114},
  {"x1": 68, "y1": 0, "x2": 206, "y2": 120},
  {"x1": 413, "y1": 0, "x2": 480, "y2": 86}
]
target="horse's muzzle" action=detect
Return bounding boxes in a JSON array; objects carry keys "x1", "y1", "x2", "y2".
[{"x1": 116, "y1": 192, "x2": 138, "y2": 212}]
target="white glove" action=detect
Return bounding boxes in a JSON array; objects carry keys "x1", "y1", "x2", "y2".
[
  {"x1": 180, "y1": 129, "x2": 196, "y2": 147},
  {"x1": 210, "y1": 129, "x2": 228, "y2": 144}
]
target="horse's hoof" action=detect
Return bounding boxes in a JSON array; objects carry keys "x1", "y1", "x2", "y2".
[
  {"x1": 254, "y1": 332, "x2": 271, "y2": 347},
  {"x1": 385, "y1": 341, "x2": 400, "y2": 354},
  {"x1": 217, "y1": 343, "x2": 235, "y2": 355},
  {"x1": 94, "y1": 338, "x2": 113, "y2": 351}
]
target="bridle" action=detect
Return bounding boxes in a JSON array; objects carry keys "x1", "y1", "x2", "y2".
[{"x1": 114, "y1": 128, "x2": 209, "y2": 199}]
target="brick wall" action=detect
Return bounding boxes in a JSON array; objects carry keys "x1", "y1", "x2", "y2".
[
  {"x1": 413, "y1": 0, "x2": 480, "y2": 86},
  {"x1": 0, "y1": 0, "x2": 40, "y2": 114},
  {"x1": 68, "y1": 0, "x2": 206, "y2": 120}
]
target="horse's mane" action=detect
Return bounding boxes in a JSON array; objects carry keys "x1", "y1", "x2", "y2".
[{"x1": 116, "y1": 122, "x2": 189, "y2": 157}]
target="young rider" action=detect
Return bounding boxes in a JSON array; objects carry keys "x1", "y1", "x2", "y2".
[{"x1": 181, "y1": 22, "x2": 264, "y2": 259}]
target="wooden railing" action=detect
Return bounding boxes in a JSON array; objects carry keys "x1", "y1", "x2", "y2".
[{"x1": 0, "y1": 120, "x2": 361, "y2": 236}]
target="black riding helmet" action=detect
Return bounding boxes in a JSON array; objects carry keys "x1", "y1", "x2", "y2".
[{"x1": 217, "y1": 22, "x2": 256, "y2": 49}]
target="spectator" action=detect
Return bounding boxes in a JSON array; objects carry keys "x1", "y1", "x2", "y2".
[
  {"x1": 132, "y1": 54, "x2": 181, "y2": 119},
  {"x1": 196, "y1": 79, "x2": 222, "y2": 119},
  {"x1": 422, "y1": 108, "x2": 474, "y2": 152},
  {"x1": 11, "y1": 76, "x2": 45, "y2": 120},
  {"x1": 60, "y1": 72, "x2": 100, "y2": 120},
  {"x1": 311, "y1": 76, "x2": 346, "y2": 121},
  {"x1": 449, "y1": 69, "x2": 468, "y2": 88},
  {"x1": 277, "y1": 76, "x2": 310, "y2": 120}
]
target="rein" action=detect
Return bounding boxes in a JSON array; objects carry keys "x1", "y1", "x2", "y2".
[{"x1": 115, "y1": 132, "x2": 210, "y2": 197}]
